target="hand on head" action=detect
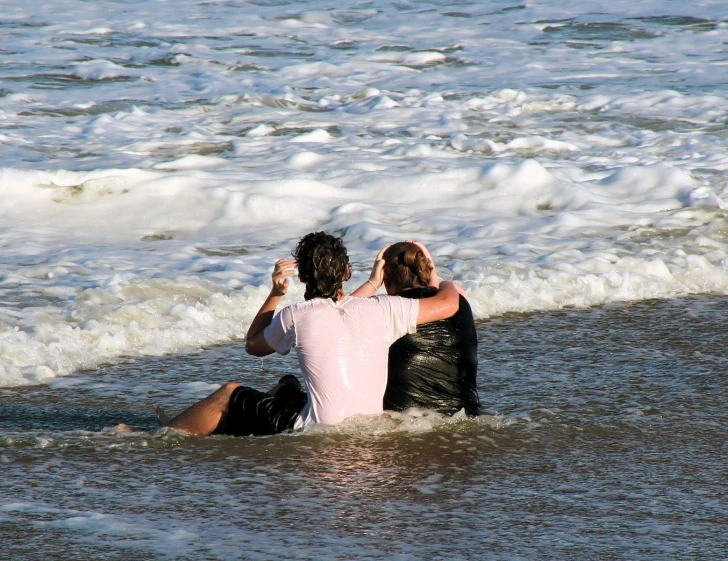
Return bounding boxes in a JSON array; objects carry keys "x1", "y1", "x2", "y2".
[
  {"x1": 396, "y1": 240, "x2": 439, "y2": 289},
  {"x1": 369, "y1": 244, "x2": 390, "y2": 290},
  {"x1": 405, "y1": 240, "x2": 435, "y2": 273}
]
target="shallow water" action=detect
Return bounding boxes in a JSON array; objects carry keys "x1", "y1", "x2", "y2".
[
  {"x1": 2, "y1": 296, "x2": 726, "y2": 560},
  {"x1": 3, "y1": 0, "x2": 728, "y2": 557}
]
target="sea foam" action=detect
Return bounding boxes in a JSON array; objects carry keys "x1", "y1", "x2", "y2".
[{"x1": 1, "y1": 0, "x2": 728, "y2": 386}]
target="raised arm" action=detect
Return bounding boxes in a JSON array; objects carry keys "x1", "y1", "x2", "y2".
[
  {"x1": 351, "y1": 245, "x2": 389, "y2": 297},
  {"x1": 416, "y1": 280, "x2": 460, "y2": 325},
  {"x1": 245, "y1": 258, "x2": 295, "y2": 357}
]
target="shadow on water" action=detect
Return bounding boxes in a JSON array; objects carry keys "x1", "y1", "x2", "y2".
[{"x1": 0, "y1": 403, "x2": 153, "y2": 433}]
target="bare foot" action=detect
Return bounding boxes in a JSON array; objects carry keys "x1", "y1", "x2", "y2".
[
  {"x1": 107, "y1": 423, "x2": 134, "y2": 433},
  {"x1": 156, "y1": 406, "x2": 172, "y2": 426}
]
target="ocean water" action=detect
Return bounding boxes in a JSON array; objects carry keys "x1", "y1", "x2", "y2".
[{"x1": 1, "y1": 0, "x2": 727, "y2": 558}]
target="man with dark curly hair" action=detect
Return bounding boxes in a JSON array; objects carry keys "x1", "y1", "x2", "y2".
[{"x1": 156, "y1": 231, "x2": 461, "y2": 437}]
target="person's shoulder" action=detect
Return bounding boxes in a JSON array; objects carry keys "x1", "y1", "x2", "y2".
[
  {"x1": 277, "y1": 299, "x2": 322, "y2": 321},
  {"x1": 368, "y1": 294, "x2": 400, "y2": 305},
  {"x1": 344, "y1": 294, "x2": 418, "y2": 312},
  {"x1": 272, "y1": 302, "x2": 295, "y2": 325},
  {"x1": 288, "y1": 298, "x2": 330, "y2": 311},
  {"x1": 371, "y1": 294, "x2": 421, "y2": 315},
  {"x1": 344, "y1": 294, "x2": 397, "y2": 310}
]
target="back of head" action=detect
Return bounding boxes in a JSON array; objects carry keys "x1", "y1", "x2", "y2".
[
  {"x1": 383, "y1": 242, "x2": 431, "y2": 294},
  {"x1": 293, "y1": 232, "x2": 350, "y2": 301}
]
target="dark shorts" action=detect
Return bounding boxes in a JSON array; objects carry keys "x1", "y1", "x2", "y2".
[{"x1": 213, "y1": 375, "x2": 307, "y2": 437}]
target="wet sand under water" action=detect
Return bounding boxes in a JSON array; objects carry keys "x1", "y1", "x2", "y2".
[{"x1": 1, "y1": 296, "x2": 726, "y2": 560}]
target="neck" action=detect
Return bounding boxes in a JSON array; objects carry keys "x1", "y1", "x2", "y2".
[{"x1": 305, "y1": 287, "x2": 345, "y2": 302}]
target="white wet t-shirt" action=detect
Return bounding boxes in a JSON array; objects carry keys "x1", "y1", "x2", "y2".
[{"x1": 263, "y1": 295, "x2": 419, "y2": 428}]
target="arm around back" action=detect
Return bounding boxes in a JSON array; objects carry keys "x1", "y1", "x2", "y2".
[{"x1": 416, "y1": 281, "x2": 460, "y2": 325}]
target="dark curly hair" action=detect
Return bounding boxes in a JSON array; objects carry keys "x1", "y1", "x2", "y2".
[
  {"x1": 383, "y1": 242, "x2": 432, "y2": 294},
  {"x1": 293, "y1": 232, "x2": 351, "y2": 301}
]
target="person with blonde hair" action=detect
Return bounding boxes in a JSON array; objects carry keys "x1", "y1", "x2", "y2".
[{"x1": 353, "y1": 241, "x2": 480, "y2": 416}]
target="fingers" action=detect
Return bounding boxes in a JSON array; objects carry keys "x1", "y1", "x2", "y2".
[
  {"x1": 375, "y1": 244, "x2": 391, "y2": 261},
  {"x1": 413, "y1": 240, "x2": 430, "y2": 254},
  {"x1": 273, "y1": 258, "x2": 296, "y2": 275},
  {"x1": 411, "y1": 241, "x2": 435, "y2": 267},
  {"x1": 270, "y1": 258, "x2": 296, "y2": 296}
]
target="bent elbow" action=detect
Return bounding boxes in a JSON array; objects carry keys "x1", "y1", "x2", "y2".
[
  {"x1": 432, "y1": 294, "x2": 459, "y2": 322},
  {"x1": 435, "y1": 289, "x2": 460, "y2": 320},
  {"x1": 245, "y1": 332, "x2": 275, "y2": 357},
  {"x1": 446, "y1": 296, "x2": 460, "y2": 318}
]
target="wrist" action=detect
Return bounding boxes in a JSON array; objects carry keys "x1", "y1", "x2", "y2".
[{"x1": 367, "y1": 278, "x2": 380, "y2": 291}]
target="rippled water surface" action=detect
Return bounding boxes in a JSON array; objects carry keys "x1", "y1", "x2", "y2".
[
  {"x1": 3, "y1": 0, "x2": 728, "y2": 557},
  {"x1": 2, "y1": 296, "x2": 726, "y2": 560}
]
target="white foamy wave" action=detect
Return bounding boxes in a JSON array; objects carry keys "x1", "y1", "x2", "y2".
[
  {"x1": 2, "y1": 0, "x2": 728, "y2": 387},
  {"x1": 72, "y1": 60, "x2": 141, "y2": 81},
  {"x1": 2, "y1": 156, "x2": 728, "y2": 387},
  {"x1": 302, "y1": 408, "x2": 507, "y2": 436},
  {"x1": 0, "y1": 278, "x2": 303, "y2": 387}
]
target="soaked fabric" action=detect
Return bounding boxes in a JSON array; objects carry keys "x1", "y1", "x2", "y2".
[
  {"x1": 264, "y1": 295, "x2": 419, "y2": 428},
  {"x1": 385, "y1": 288, "x2": 481, "y2": 416},
  {"x1": 213, "y1": 375, "x2": 307, "y2": 437}
]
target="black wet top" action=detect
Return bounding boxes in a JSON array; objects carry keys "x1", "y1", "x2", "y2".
[{"x1": 384, "y1": 287, "x2": 481, "y2": 415}]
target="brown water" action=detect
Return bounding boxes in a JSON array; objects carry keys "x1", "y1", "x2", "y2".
[{"x1": 1, "y1": 296, "x2": 727, "y2": 560}]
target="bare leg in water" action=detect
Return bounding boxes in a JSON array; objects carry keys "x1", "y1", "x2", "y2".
[{"x1": 156, "y1": 381, "x2": 240, "y2": 436}]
